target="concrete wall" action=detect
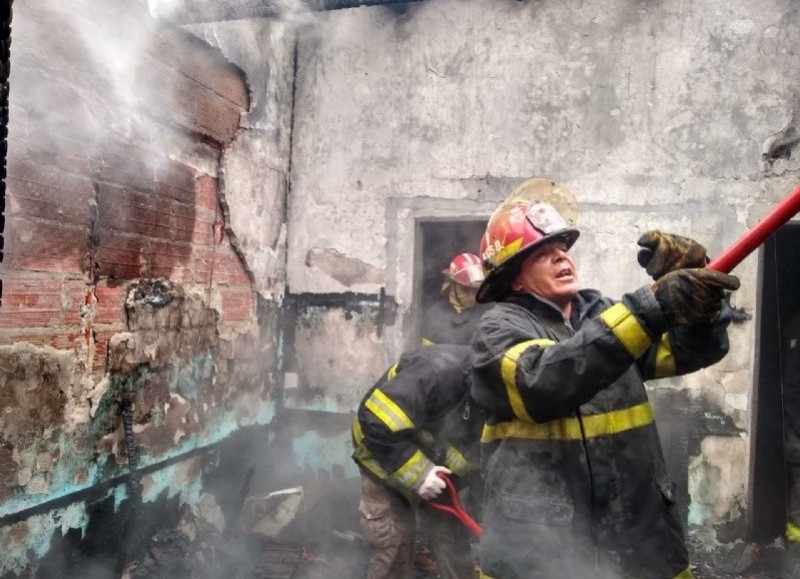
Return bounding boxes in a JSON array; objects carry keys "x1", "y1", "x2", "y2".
[
  {"x1": 0, "y1": 0, "x2": 290, "y2": 574},
  {"x1": 285, "y1": 0, "x2": 800, "y2": 543}
]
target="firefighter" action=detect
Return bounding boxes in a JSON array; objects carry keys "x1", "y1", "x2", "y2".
[
  {"x1": 469, "y1": 178, "x2": 740, "y2": 579},
  {"x1": 423, "y1": 252, "x2": 491, "y2": 346},
  {"x1": 782, "y1": 307, "x2": 800, "y2": 578},
  {"x1": 352, "y1": 344, "x2": 482, "y2": 579}
]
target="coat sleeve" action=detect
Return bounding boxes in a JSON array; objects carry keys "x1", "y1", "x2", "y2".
[
  {"x1": 354, "y1": 361, "x2": 437, "y2": 494},
  {"x1": 472, "y1": 286, "x2": 667, "y2": 423}
]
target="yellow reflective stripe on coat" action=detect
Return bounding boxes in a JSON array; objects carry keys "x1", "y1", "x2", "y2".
[
  {"x1": 501, "y1": 339, "x2": 556, "y2": 422},
  {"x1": 478, "y1": 572, "x2": 495, "y2": 579},
  {"x1": 365, "y1": 388, "x2": 414, "y2": 432},
  {"x1": 351, "y1": 416, "x2": 389, "y2": 478},
  {"x1": 600, "y1": 303, "x2": 652, "y2": 359},
  {"x1": 387, "y1": 363, "x2": 399, "y2": 380},
  {"x1": 653, "y1": 332, "x2": 676, "y2": 378},
  {"x1": 442, "y1": 443, "x2": 476, "y2": 477},
  {"x1": 787, "y1": 521, "x2": 800, "y2": 544},
  {"x1": 388, "y1": 448, "x2": 431, "y2": 489},
  {"x1": 481, "y1": 401, "x2": 654, "y2": 443}
]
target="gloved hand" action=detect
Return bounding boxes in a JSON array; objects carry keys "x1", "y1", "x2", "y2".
[
  {"x1": 417, "y1": 466, "x2": 451, "y2": 501},
  {"x1": 652, "y1": 268, "x2": 740, "y2": 326},
  {"x1": 637, "y1": 231, "x2": 709, "y2": 280}
]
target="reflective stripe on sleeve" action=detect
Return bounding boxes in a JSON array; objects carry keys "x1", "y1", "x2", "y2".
[
  {"x1": 365, "y1": 388, "x2": 414, "y2": 432},
  {"x1": 600, "y1": 303, "x2": 652, "y2": 359},
  {"x1": 653, "y1": 332, "x2": 676, "y2": 378},
  {"x1": 481, "y1": 401, "x2": 654, "y2": 442},
  {"x1": 351, "y1": 416, "x2": 389, "y2": 479},
  {"x1": 388, "y1": 448, "x2": 432, "y2": 489},
  {"x1": 673, "y1": 567, "x2": 694, "y2": 579},
  {"x1": 787, "y1": 521, "x2": 800, "y2": 544},
  {"x1": 442, "y1": 443, "x2": 477, "y2": 477},
  {"x1": 501, "y1": 339, "x2": 556, "y2": 422}
]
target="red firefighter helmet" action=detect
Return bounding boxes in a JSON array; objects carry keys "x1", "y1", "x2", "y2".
[
  {"x1": 442, "y1": 253, "x2": 485, "y2": 288},
  {"x1": 476, "y1": 178, "x2": 580, "y2": 303}
]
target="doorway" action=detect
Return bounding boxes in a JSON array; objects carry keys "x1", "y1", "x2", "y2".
[
  {"x1": 750, "y1": 222, "x2": 800, "y2": 542},
  {"x1": 413, "y1": 218, "x2": 487, "y2": 345}
]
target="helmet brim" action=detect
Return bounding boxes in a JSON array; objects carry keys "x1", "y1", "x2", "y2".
[{"x1": 475, "y1": 229, "x2": 580, "y2": 303}]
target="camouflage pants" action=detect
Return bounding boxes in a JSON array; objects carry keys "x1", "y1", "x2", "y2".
[{"x1": 358, "y1": 472, "x2": 477, "y2": 579}]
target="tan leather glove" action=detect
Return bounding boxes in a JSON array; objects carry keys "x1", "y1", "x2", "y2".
[
  {"x1": 652, "y1": 268, "x2": 740, "y2": 326},
  {"x1": 637, "y1": 230, "x2": 709, "y2": 280}
]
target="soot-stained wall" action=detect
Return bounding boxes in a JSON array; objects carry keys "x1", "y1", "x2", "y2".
[{"x1": 0, "y1": 0, "x2": 287, "y2": 574}]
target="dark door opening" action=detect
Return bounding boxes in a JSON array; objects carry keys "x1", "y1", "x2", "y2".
[
  {"x1": 751, "y1": 222, "x2": 800, "y2": 542},
  {"x1": 413, "y1": 218, "x2": 487, "y2": 346}
]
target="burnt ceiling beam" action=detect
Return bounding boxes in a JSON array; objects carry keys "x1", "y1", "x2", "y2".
[{"x1": 150, "y1": 0, "x2": 427, "y2": 24}]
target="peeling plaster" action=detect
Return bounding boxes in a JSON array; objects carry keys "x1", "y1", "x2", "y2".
[
  {"x1": 0, "y1": 500, "x2": 93, "y2": 576},
  {"x1": 688, "y1": 435, "x2": 748, "y2": 529},
  {"x1": 304, "y1": 247, "x2": 384, "y2": 287}
]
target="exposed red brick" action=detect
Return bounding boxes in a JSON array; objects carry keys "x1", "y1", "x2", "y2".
[
  {"x1": 154, "y1": 161, "x2": 197, "y2": 204},
  {"x1": 124, "y1": 191, "x2": 175, "y2": 240},
  {"x1": 213, "y1": 73, "x2": 249, "y2": 110},
  {"x1": 217, "y1": 252, "x2": 252, "y2": 287},
  {"x1": 149, "y1": 240, "x2": 193, "y2": 281},
  {"x1": 45, "y1": 332, "x2": 85, "y2": 352},
  {"x1": 196, "y1": 175, "x2": 219, "y2": 212},
  {"x1": 91, "y1": 328, "x2": 122, "y2": 374},
  {"x1": 94, "y1": 282, "x2": 127, "y2": 325},
  {"x1": 192, "y1": 248, "x2": 215, "y2": 285},
  {"x1": 172, "y1": 202, "x2": 198, "y2": 243},
  {"x1": 6, "y1": 161, "x2": 93, "y2": 224},
  {"x1": 5, "y1": 218, "x2": 88, "y2": 274},
  {"x1": 194, "y1": 87, "x2": 242, "y2": 144},
  {"x1": 63, "y1": 279, "x2": 90, "y2": 326},
  {"x1": 97, "y1": 184, "x2": 178, "y2": 242},
  {"x1": 150, "y1": 28, "x2": 248, "y2": 109},
  {"x1": 92, "y1": 334, "x2": 108, "y2": 374},
  {"x1": 189, "y1": 211, "x2": 215, "y2": 246},
  {"x1": 219, "y1": 289, "x2": 254, "y2": 322},
  {"x1": 96, "y1": 182, "x2": 127, "y2": 229},
  {"x1": 0, "y1": 278, "x2": 64, "y2": 329},
  {"x1": 99, "y1": 146, "x2": 155, "y2": 192},
  {"x1": 95, "y1": 234, "x2": 147, "y2": 280}
]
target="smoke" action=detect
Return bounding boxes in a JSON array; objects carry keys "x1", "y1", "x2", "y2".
[{"x1": 11, "y1": 0, "x2": 177, "y2": 155}]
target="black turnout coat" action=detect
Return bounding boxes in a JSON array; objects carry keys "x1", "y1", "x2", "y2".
[
  {"x1": 471, "y1": 285, "x2": 732, "y2": 579},
  {"x1": 352, "y1": 344, "x2": 483, "y2": 499}
]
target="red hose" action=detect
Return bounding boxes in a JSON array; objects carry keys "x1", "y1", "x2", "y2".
[{"x1": 707, "y1": 184, "x2": 800, "y2": 273}]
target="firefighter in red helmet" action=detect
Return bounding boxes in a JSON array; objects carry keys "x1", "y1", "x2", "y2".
[
  {"x1": 422, "y1": 253, "x2": 491, "y2": 346},
  {"x1": 469, "y1": 178, "x2": 739, "y2": 579}
]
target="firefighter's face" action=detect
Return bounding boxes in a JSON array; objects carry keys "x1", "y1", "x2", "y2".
[{"x1": 512, "y1": 241, "x2": 579, "y2": 305}]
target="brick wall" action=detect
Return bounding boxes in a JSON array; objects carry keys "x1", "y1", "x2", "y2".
[{"x1": 0, "y1": 1, "x2": 271, "y2": 555}]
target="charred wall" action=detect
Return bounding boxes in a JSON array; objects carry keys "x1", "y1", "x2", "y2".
[{"x1": 0, "y1": 0, "x2": 287, "y2": 575}]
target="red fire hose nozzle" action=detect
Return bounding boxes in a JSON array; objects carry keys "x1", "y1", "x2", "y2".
[{"x1": 706, "y1": 184, "x2": 800, "y2": 273}]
